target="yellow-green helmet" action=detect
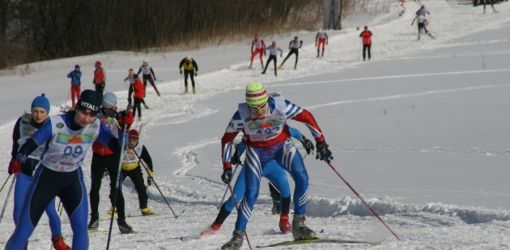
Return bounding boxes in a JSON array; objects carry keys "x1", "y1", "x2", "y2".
[{"x1": 245, "y1": 82, "x2": 268, "y2": 106}]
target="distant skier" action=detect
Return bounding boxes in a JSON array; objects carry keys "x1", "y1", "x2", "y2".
[
  {"x1": 249, "y1": 34, "x2": 267, "y2": 69},
  {"x1": 412, "y1": 14, "x2": 434, "y2": 40},
  {"x1": 261, "y1": 41, "x2": 283, "y2": 76},
  {"x1": 179, "y1": 56, "x2": 199, "y2": 94},
  {"x1": 359, "y1": 26, "x2": 373, "y2": 61},
  {"x1": 120, "y1": 129, "x2": 155, "y2": 216},
  {"x1": 219, "y1": 82, "x2": 333, "y2": 250},
  {"x1": 93, "y1": 60, "x2": 106, "y2": 94},
  {"x1": 125, "y1": 68, "x2": 149, "y2": 109},
  {"x1": 279, "y1": 36, "x2": 303, "y2": 70},
  {"x1": 8, "y1": 94, "x2": 71, "y2": 250},
  {"x1": 315, "y1": 29, "x2": 329, "y2": 57},
  {"x1": 137, "y1": 60, "x2": 160, "y2": 96},
  {"x1": 201, "y1": 126, "x2": 315, "y2": 237},
  {"x1": 132, "y1": 74, "x2": 145, "y2": 121},
  {"x1": 88, "y1": 92, "x2": 134, "y2": 234},
  {"x1": 66, "y1": 64, "x2": 82, "y2": 109},
  {"x1": 5, "y1": 89, "x2": 120, "y2": 250}
]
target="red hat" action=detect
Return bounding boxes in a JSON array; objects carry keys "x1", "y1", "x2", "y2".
[
  {"x1": 95, "y1": 60, "x2": 102, "y2": 66},
  {"x1": 128, "y1": 129, "x2": 139, "y2": 139}
]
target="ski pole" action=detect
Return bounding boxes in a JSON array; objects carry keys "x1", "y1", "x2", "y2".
[
  {"x1": 0, "y1": 174, "x2": 12, "y2": 194},
  {"x1": 325, "y1": 161, "x2": 400, "y2": 240},
  {"x1": 216, "y1": 163, "x2": 240, "y2": 209},
  {"x1": 134, "y1": 152, "x2": 178, "y2": 218},
  {"x1": 0, "y1": 175, "x2": 15, "y2": 226},
  {"x1": 226, "y1": 183, "x2": 253, "y2": 250},
  {"x1": 106, "y1": 123, "x2": 129, "y2": 250}
]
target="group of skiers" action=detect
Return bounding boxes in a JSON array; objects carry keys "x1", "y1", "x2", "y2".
[{"x1": 5, "y1": 89, "x2": 156, "y2": 249}]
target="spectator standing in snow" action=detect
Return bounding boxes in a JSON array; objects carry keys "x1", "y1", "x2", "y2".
[
  {"x1": 249, "y1": 34, "x2": 267, "y2": 69},
  {"x1": 279, "y1": 36, "x2": 303, "y2": 70},
  {"x1": 261, "y1": 41, "x2": 283, "y2": 76},
  {"x1": 359, "y1": 26, "x2": 373, "y2": 61},
  {"x1": 315, "y1": 29, "x2": 328, "y2": 57},
  {"x1": 93, "y1": 60, "x2": 106, "y2": 94},
  {"x1": 67, "y1": 64, "x2": 82, "y2": 109}
]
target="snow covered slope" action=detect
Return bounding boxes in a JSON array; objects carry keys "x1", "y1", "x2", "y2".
[{"x1": 1, "y1": 1, "x2": 510, "y2": 249}]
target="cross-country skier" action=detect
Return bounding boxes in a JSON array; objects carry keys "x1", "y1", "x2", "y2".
[
  {"x1": 120, "y1": 129, "x2": 155, "y2": 216},
  {"x1": 67, "y1": 65, "x2": 82, "y2": 109},
  {"x1": 219, "y1": 82, "x2": 333, "y2": 250},
  {"x1": 93, "y1": 60, "x2": 106, "y2": 94},
  {"x1": 137, "y1": 60, "x2": 160, "y2": 97},
  {"x1": 249, "y1": 34, "x2": 267, "y2": 69},
  {"x1": 88, "y1": 92, "x2": 134, "y2": 234},
  {"x1": 125, "y1": 69, "x2": 149, "y2": 109},
  {"x1": 8, "y1": 94, "x2": 71, "y2": 250},
  {"x1": 279, "y1": 36, "x2": 303, "y2": 70},
  {"x1": 261, "y1": 41, "x2": 283, "y2": 76},
  {"x1": 132, "y1": 74, "x2": 145, "y2": 121},
  {"x1": 359, "y1": 26, "x2": 373, "y2": 61},
  {"x1": 5, "y1": 89, "x2": 123, "y2": 250},
  {"x1": 411, "y1": 13, "x2": 434, "y2": 40},
  {"x1": 315, "y1": 29, "x2": 328, "y2": 57},
  {"x1": 179, "y1": 56, "x2": 199, "y2": 94},
  {"x1": 201, "y1": 126, "x2": 315, "y2": 237}
]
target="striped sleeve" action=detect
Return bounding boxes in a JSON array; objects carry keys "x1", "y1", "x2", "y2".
[
  {"x1": 221, "y1": 111, "x2": 243, "y2": 169},
  {"x1": 285, "y1": 99, "x2": 325, "y2": 142}
]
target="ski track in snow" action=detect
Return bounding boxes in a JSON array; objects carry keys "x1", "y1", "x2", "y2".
[{"x1": 2, "y1": 1, "x2": 510, "y2": 249}]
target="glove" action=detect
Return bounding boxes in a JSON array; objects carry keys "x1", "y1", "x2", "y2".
[
  {"x1": 194, "y1": 72, "x2": 197, "y2": 77},
  {"x1": 301, "y1": 136, "x2": 314, "y2": 155},
  {"x1": 146, "y1": 168, "x2": 154, "y2": 177},
  {"x1": 316, "y1": 141, "x2": 333, "y2": 163},
  {"x1": 221, "y1": 168, "x2": 233, "y2": 184},
  {"x1": 8, "y1": 159, "x2": 21, "y2": 175},
  {"x1": 147, "y1": 178, "x2": 152, "y2": 186},
  {"x1": 179, "y1": 70, "x2": 183, "y2": 75}
]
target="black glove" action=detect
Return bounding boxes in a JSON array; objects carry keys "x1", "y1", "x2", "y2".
[
  {"x1": 179, "y1": 70, "x2": 183, "y2": 75},
  {"x1": 301, "y1": 136, "x2": 314, "y2": 155},
  {"x1": 147, "y1": 178, "x2": 152, "y2": 186},
  {"x1": 316, "y1": 141, "x2": 333, "y2": 163},
  {"x1": 194, "y1": 72, "x2": 198, "y2": 77},
  {"x1": 221, "y1": 168, "x2": 233, "y2": 184}
]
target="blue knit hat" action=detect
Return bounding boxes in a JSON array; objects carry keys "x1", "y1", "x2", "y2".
[{"x1": 31, "y1": 93, "x2": 50, "y2": 113}]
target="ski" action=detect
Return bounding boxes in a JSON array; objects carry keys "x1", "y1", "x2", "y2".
[{"x1": 255, "y1": 238, "x2": 380, "y2": 248}]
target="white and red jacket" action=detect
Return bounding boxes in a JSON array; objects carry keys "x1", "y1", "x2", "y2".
[{"x1": 221, "y1": 94, "x2": 325, "y2": 169}]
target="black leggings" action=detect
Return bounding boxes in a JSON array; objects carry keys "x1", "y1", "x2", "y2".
[
  {"x1": 363, "y1": 44, "x2": 371, "y2": 60},
  {"x1": 133, "y1": 98, "x2": 143, "y2": 119},
  {"x1": 89, "y1": 153, "x2": 126, "y2": 220},
  {"x1": 263, "y1": 55, "x2": 278, "y2": 75},
  {"x1": 281, "y1": 48, "x2": 299, "y2": 68},
  {"x1": 122, "y1": 167, "x2": 148, "y2": 209},
  {"x1": 95, "y1": 84, "x2": 105, "y2": 95},
  {"x1": 184, "y1": 70, "x2": 195, "y2": 88}
]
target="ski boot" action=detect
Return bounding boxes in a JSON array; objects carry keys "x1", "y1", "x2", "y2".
[
  {"x1": 221, "y1": 230, "x2": 244, "y2": 250},
  {"x1": 141, "y1": 207, "x2": 154, "y2": 216},
  {"x1": 279, "y1": 214, "x2": 292, "y2": 234},
  {"x1": 200, "y1": 223, "x2": 221, "y2": 237},
  {"x1": 117, "y1": 219, "x2": 134, "y2": 234},
  {"x1": 51, "y1": 235, "x2": 71, "y2": 250},
  {"x1": 88, "y1": 213, "x2": 99, "y2": 230},
  {"x1": 292, "y1": 215, "x2": 317, "y2": 240}
]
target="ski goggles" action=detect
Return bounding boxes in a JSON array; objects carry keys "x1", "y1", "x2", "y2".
[{"x1": 248, "y1": 102, "x2": 267, "y2": 111}]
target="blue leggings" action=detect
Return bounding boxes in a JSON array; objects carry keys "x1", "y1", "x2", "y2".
[
  {"x1": 235, "y1": 138, "x2": 309, "y2": 231},
  {"x1": 224, "y1": 161, "x2": 291, "y2": 213},
  {"x1": 5, "y1": 167, "x2": 89, "y2": 250},
  {"x1": 13, "y1": 173, "x2": 62, "y2": 237}
]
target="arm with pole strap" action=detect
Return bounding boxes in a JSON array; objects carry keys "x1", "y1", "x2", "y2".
[{"x1": 133, "y1": 149, "x2": 178, "y2": 219}]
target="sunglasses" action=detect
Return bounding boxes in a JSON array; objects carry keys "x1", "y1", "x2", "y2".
[
  {"x1": 77, "y1": 109, "x2": 98, "y2": 117},
  {"x1": 249, "y1": 102, "x2": 267, "y2": 111}
]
